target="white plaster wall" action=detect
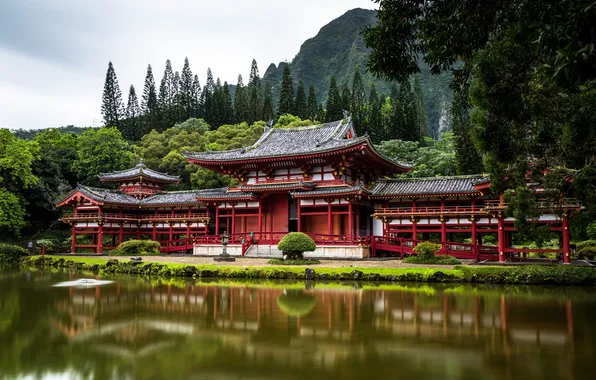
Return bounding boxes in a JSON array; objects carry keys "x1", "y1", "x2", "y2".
[
  {"x1": 193, "y1": 244, "x2": 242, "y2": 256},
  {"x1": 372, "y1": 218, "x2": 384, "y2": 236}
]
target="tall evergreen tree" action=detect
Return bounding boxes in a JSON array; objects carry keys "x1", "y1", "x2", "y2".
[
  {"x1": 350, "y1": 66, "x2": 367, "y2": 133},
  {"x1": 247, "y1": 59, "x2": 263, "y2": 123},
  {"x1": 191, "y1": 74, "x2": 202, "y2": 118},
  {"x1": 341, "y1": 83, "x2": 351, "y2": 114},
  {"x1": 262, "y1": 81, "x2": 275, "y2": 122},
  {"x1": 367, "y1": 84, "x2": 382, "y2": 142},
  {"x1": 248, "y1": 59, "x2": 261, "y2": 88},
  {"x1": 172, "y1": 70, "x2": 183, "y2": 122},
  {"x1": 399, "y1": 80, "x2": 420, "y2": 142},
  {"x1": 202, "y1": 68, "x2": 215, "y2": 127},
  {"x1": 451, "y1": 90, "x2": 483, "y2": 174},
  {"x1": 158, "y1": 59, "x2": 175, "y2": 129},
  {"x1": 278, "y1": 63, "x2": 294, "y2": 116},
  {"x1": 101, "y1": 61, "x2": 124, "y2": 127},
  {"x1": 221, "y1": 81, "x2": 234, "y2": 125},
  {"x1": 413, "y1": 75, "x2": 429, "y2": 140},
  {"x1": 141, "y1": 64, "x2": 158, "y2": 116},
  {"x1": 307, "y1": 84, "x2": 318, "y2": 120},
  {"x1": 294, "y1": 81, "x2": 308, "y2": 119},
  {"x1": 234, "y1": 75, "x2": 249, "y2": 123},
  {"x1": 124, "y1": 85, "x2": 141, "y2": 141},
  {"x1": 180, "y1": 57, "x2": 194, "y2": 119},
  {"x1": 389, "y1": 84, "x2": 404, "y2": 140},
  {"x1": 325, "y1": 75, "x2": 343, "y2": 122}
]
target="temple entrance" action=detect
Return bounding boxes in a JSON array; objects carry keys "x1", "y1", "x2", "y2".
[{"x1": 288, "y1": 196, "x2": 298, "y2": 232}]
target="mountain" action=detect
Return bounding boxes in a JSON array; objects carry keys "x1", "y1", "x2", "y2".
[{"x1": 262, "y1": 8, "x2": 453, "y2": 137}]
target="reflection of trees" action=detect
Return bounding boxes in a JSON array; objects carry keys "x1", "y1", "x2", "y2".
[{"x1": 276, "y1": 290, "x2": 316, "y2": 317}]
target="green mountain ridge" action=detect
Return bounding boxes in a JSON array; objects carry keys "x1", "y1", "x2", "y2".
[{"x1": 263, "y1": 8, "x2": 453, "y2": 137}]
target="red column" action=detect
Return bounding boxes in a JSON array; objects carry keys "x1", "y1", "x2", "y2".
[
  {"x1": 186, "y1": 223, "x2": 191, "y2": 250},
  {"x1": 297, "y1": 199, "x2": 301, "y2": 232},
  {"x1": 327, "y1": 201, "x2": 332, "y2": 235},
  {"x1": 169, "y1": 222, "x2": 174, "y2": 243},
  {"x1": 347, "y1": 201, "x2": 353, "y2": 237},
  {"x1": 563, "y1": 215, "x2": 570, "y2": 264},
  {"x1": 257, "y1": 200, "x2": 262, "y2": 238},
  {"x1": 471, "y1": 218, "x2": 478, "y2": 260},
  {"x1": 231, "y1": 204, "x2": 236, "y2": 236},
  {"x1": 498, "y1": 217, "x2": 506, "y2": 262},
  {"x1": 136, "y1": 224, "x2": 141, "y2": 240},
  {"x1": 71, "y1": 225, "x2": 76, "y2": 253},
  {"x1": 152, "y1": 223, "x2": 157, "y2": 241},
  {"x1": 97, "y1": 222, "x2": 103, "y2": 254},
  {"x1": 118, "y1": 223, "x2": 123, "y2": 245},
  {"x1": 441, "y1": 219, "x2": 447, "y2": 254},
  {"x1": 355, "y1": 206, "x2": 360, "y2": 237},
  {"x1": 215, "y1": 204, "x2": 220, "y2": 235}
]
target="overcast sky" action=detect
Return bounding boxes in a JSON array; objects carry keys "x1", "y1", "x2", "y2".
[{"x1": 0, "y1": 0, "x2": 377, "y2": 130}]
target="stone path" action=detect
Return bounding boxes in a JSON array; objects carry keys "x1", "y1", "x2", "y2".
[{"x1": 140, "y1": 255, "x2": 460, "y2": 270}]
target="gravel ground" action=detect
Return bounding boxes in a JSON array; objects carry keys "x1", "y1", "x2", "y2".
[{"x1": 140, "y1": 255, "x2": 460, "y2": 270}]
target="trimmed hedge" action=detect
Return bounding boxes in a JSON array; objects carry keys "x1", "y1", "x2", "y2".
[
  {"x1": 413, "y1": 242, "x2": 442, "y2": 259},
  {"x1": 277, "y1": 232, "x2": 316, "y2": 260},
  {"x1": 0, "y1": 244, "x2": 29, "y2": 263},
  {"x1": 268, "y1": 258, "x2": 321, "y2": 265},
  {"x1": 111, "y1": 240, "x2": 161, "y2": 256},
  {"x1": 578, "y1": 246, "x2": 596, "y2": 260}
]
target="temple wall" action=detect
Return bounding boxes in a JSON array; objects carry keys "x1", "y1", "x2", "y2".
[
  {"x1": 193, "y1": 244, "x2": 243, "y2": 256},
  {"x1": 193, "y1": 244, "x2": 370, "y2": 259}
]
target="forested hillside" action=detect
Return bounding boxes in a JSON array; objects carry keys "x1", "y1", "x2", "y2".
[{"x1": 263, "y1": 8, "x2": 452, "y2": 137}]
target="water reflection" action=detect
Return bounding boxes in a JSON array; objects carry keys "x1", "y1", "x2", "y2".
[{"x1": 1, "y1": 268, "x2": 595, "y2": 380}]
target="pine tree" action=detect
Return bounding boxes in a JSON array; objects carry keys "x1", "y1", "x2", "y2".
[
  {"x1": 262, "y1": 81, "x2": 275, "y2": 122},
  {"x1": 350, "y1": 66, "x2": 367, "y2": 133},
  {"x1": 341, "y1": 82, "x2": 351, "y2": 114},
  {"x1": 158, "y1": 59, "x2": 175, "y2": 129},
  {"x1": 294, "y1": 81, "x2": 308, "y2": 119},
  {"x1": 389, "y1": 84, "x2": 404, "y2": 140},
  {"x1": 191, "y1": 74, "x2": 202, "y2": 117},
  {"x1": 278, "y1": 63, "x2": 294, "y2": 116},
  {"x1": 325, "y1": 75, "x2": 343, "y2": 122},
  {"x1": 141, "y1": 64, "x2": 158, "y2": 116},
  {"x1": 234, "y1": 75, "x2": 249, "y2": 123},
  {"x1": 451, "y1": 90, "x2": 484, "y2": 174},
  {"x1": 172, "y1": 70, "x2": 183, "y2": 123},
  {"x1": 180, "y1": 57, "x2": 194, "y2": 119},
  {"x1": 222, "y1": 81, "x2": 234, "y2": 125},
  {"x1": 307, "y1": 84, "x2": 318, "y2": 120},
  {"x1": 413, "y1": 75, "x2": 429, "y2": 140},
  {"x1": 124, "y1": 85, "x2": 141, "y2": 141},
  {"x1": 367, "y1": 83, "x2": 382, "y2": 143},
  {"x1": 101, "y1": 61, "x2": 124, "y2": 127},
  {"x1": 400, "y1": 80, "x2": 420, "y2": 142},
  {"x1": 247, "y1": 59, "x2": 262, "y2": 123},
  {"x1": 202, "y1": 68, "x2": 215, "y2": 127}
]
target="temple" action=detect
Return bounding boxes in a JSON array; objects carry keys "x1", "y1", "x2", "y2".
[{"x1": 57, "y1": 118, "x2": 580, "y2": 262}]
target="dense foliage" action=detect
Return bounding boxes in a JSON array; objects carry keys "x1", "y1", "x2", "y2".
[
  {"x1": 112, "y1": 240, "x2": 161, "y2": 256},
  {"x1": 267, "y1": 258, "x2": 321, "y2": 265},
  {"x1": 363, "y1": 0, "x2": 596, "y2": 239},
  {"x1": 277, "y1": 232, "x2": 317, "y2": 260},
  {"x1": 0, "y1": 244, "x2": 28, "y2": 264}
]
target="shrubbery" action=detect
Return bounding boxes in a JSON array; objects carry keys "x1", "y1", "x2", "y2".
[
  {"x1": 0, "y1": 244, "x2": 29, "y2": 263},
  {"x1": 403, "y1": 242, "x2": 460, "y2": 264},
  {"x1": 576, "y1": 240, "x2": 596, "y2": 251},
  {"x1": 268, "y1": 258, "x2": 321, "y2": 265},
  {"x1": 578, "y1": 246, "x2": 596, "y2": 260},
  {"x1": 277, "y1": 232, "x2": 316, "y2": 260},
  {"x1": 111, "y1": 240, "x2": 161, "y2": 256}
]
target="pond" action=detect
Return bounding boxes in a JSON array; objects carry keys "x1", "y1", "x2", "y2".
[{"x1": 0, "y1": 266, "x2": 595, "y2": 380}]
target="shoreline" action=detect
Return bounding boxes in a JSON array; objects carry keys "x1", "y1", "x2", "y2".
[{"x1": 19, "y1": 255, "x2": 596, "y2": 285}]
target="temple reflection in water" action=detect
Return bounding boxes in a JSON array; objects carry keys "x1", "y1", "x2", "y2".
[{"x1": 44, "y1": 275, "x2": 593, "y2": 380}]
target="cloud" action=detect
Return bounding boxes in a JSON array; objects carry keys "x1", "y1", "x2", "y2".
[{"x1": 0, "y1": 0, "x2": 376, "y2": 130}]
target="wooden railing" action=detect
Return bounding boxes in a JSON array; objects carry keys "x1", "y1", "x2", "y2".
[
  {"x1": 62, "y1": 212, "x2": 209, "y2": 222},
  {"x1": 374, "y1": 206, "x2": 485, "y2": 216}
]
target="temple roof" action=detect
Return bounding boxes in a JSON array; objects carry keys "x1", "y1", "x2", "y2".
[
  {"x1": 292, "y1": 184, "x2": 369, "y2": 199},
  {"x1": 184, "y1": 118, "x2": 411, "y2": 172},
  {"x1": 370, "y1": 175, "x2": 490, "y2": 198},
  {"x1": 99, "y1": 161, "x2": 181, "y2": 184}
]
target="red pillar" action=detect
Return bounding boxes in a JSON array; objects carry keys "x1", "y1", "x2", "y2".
[
  {"x1": 152, "y1": 223, "x2": 157, "y2": 241},
  {"x1": 169, "y1": 222, "x2": 174, "y2": 243},
  {"x1": 257, "y1": 200, "x2": 262, "y2": 238},
  {"x1": 471, "y1": 218, "x2": 478, "y2": 260},
  {"x1": 71, "y1": 225, "x2": 76, "y2": 253},
  {"x1": 136, "y1": 224, "x2": 141, "y2": 240},
  {"x1": 355, "y1": 206, "x2": 360, "y2": 237},
  {"x1": 498, "y1": 217, "x2": 506, "y2": 262},
  {"x1": 563, "y1": 215, "x2": 570, "y2": 264},
  {"x1": 327, "y1": 201, "x2": 332, "y2": 235},
  {"x1": 186, "y1": 223, "x2": 191, "y2": 251},
  {"x1": 215, "y1": 204, "x2": 220, "y2": 235},
  {"x1": 297, "y1": 199, "x2": 301, "y2": 232},
  {"x1": 97, "y1": 222, "x2": 103, "y2": 254},
  {"x1": 347, "y1": 201, "x2": 353, "y2": 237},
  {"x1": 118, "y1": 223, "x2": 123, "y2": 245},
  {"x1": 441, "y1": 219, "x2": 447, "y2": 254},
  {"x1": 231, "y1": 204, "x2": 236, "y2": 236}
]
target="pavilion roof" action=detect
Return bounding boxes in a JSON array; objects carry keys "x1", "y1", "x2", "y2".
[
  {"x1": 99, "y1": 161, "x2": 180, "y2": 184},
  {"x1": 370, "y1": 175, "x2": 490, "y2": 199},
  {"x1": 184, "y1": 118, "x2": 411, "y2": 172},
  {"x1": 291, "y1": 184, "x2": 370, "y2": 199}
]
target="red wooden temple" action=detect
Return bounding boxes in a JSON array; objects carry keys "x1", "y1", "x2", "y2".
[{"x1": 57, "y1": 118, "x2": 580, "y2": 262}]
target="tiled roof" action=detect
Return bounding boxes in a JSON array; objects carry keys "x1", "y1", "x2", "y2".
[
  {"x1": 185, "y1": 118, "x2": 367, "y2": 162},
  {"x1": 370, "y1": 175, "x2": 489, "y2": 198},
  {"x1": 292, "y1": 184, "x2": 369, "y2": 198},
  {"x1": 99, "y1": 161, "x2": 180, "y2": 183},
  {"x1": 75, "y1": 185, "x2": 139, "y2": 205},
  {"x1": 240, "y1": 181, "x2": 316, "y2": 192}
]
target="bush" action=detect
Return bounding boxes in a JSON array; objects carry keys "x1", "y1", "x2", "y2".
[
  {"x1": 276, "y1": 291, "x2": 316, "y2": 317},
  {"x1": 576, "y1": 240, "x2": 596, "y2": 251},
  {"x1": 37, "y1": 238, "x2": 70, "y2": 254},
  {"x1": 404, "y1": 255, "x2": 461, "y2": 265},
  {"x1": 577, "y1": 246, "x2": 596, "y2": 260},
  {"x1": 111, "y1": 240, "x2": 161, "y2": 256},
  {"x1": 277, "y1": 232, "x2": 316, "y2": 260},
  {"x1": 413, "y1": 242, "x2": 442, "y2": 260},
  {"x1": 268, "y1": 258, "x2": 321, "y2": 265},
  {"x1": 0, "y1": 244, "x2": 29, "y2": 263}
]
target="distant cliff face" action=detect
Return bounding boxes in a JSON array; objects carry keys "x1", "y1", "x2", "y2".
[{"x1": 263, "y1": 8, "x2": 453, "y2": 137}]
